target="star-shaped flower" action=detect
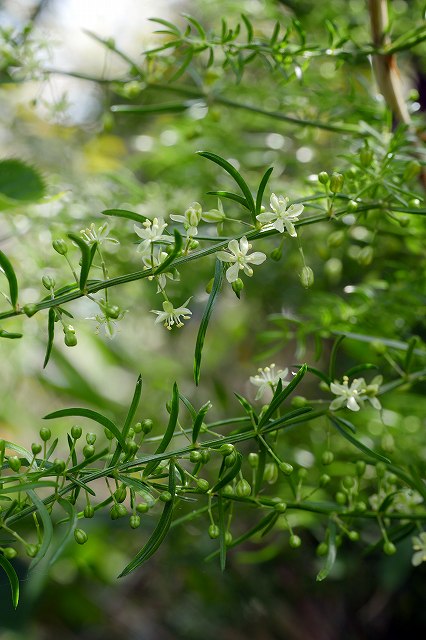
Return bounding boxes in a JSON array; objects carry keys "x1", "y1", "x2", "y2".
[
  {"x1": 170, "y1": 202, "x2": 203, "y2": 237},
  {"x1": 216, "y1": 236, "x2": 266, "y2": 283},
  {"x1": 256, "y1": 193, "x2": 304, "y2": 237},
  {"x1": 81, "y1": 222, "x2": 119, "y2": 246},
  {"x1": 250, "y1": 364, "x2": 289, "y2": 400},
  {"x1": 134, "y1": 217, "x2": 169, "y2": 255},
  {"x1": 151, "y1": 298, "x2": 192, "y2": 330},
  {"x1": 329, "y1": 375, "x2": 382, "y2": 412}
]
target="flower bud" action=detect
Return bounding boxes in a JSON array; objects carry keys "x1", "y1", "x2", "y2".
[
  {"x1": 125, "y1": 440, "x2": 139, "y2": 456},
  {"x1": 86, "y1": 432, "x2": 96, "y2": 445},
  {"x1": 104, "y1": 428, "x2": 115, "y2": 440},
  {"x1": 205, "y1": 278, "x2": 214, "y2": 294},
  {"x1": 114, "y1": 485, "x2": 127, "y2": 503},
  {"x1": 8, "y1": 456, "x2": 21, "y2": 472},
  {"x1": 196, "y1": 479, "x2": 210, "y2": 493},
  {"x1": 64, "y1": 331, "x2": 78, "y2": 347},
  {"x1": 321, "y1": 450, "x2": 334, "y2": 465},
  {"x1": 31, "y1": 443, "x2": 42, "y2": 455},
  {"x1": 222, "y1": 484, "x2": 234, "y2": 496},
  {"x1": 264, "y1": 462, "x2": 278, "y2": 484},
  {"x1": 83, "y1": 444, "x2": 95, "y2": 459},
  {"x1": 330, "y1": 172, "x2": 344, "y2": 193},
  {"x1": 318, "y1": 171, "x2": 329, "y2": 185},
  {"x1": 84, "y1": 505, "x2": 95, "y2": 518},
  {"x1": 248, "y1": 452, "x2": 259, "y2": 468},
  {"x1": 159, "y1": 491, "x2": 173, "y2": 503},
  {"x1": 130, "y1": 515, "x2": 141, "y2": 529},
  {"x1": 319, "y1": 474, "x2": 331, "y2": 487},
  {"x1": 348, "y1": 530, "x2": 360, "y2": 541},
  {"x1": 42, "y1": 275, "x2": 55, "y2": 290},
  {"x1": 299, "y1": 266, "x2": 314, "y2": 289},
  {"x1": 74, "y1": 528, "x2": 88, "y2": 545},
  {"x1": 335, "y1": 491, "x2": 346, "y2": 505},
  {"x1": 231, "y1": 278, "x2": 244, "y2": 299},
  {"x1": 289, "y1": 534, "x2": 302, "y2": 549},
  {"x1": 136, "y1": 502, "x2": 150, "y2": 513},
  {"x1": 104, "y1": 304, "x2": 121, "y2": 319},
  {"x1": 359, "y1": 145, "x2": 373, "y2": 167},
  {"x1": 23, "y1": 303, "x2": 38, "y2": 317},
  {"x1": 274, "y1": 502, "x2": 287, "y2": 513},
  {"x1": 133, "y1": 422, "x2": 142, "y2": 434},
  {"x1": 53, "y1": 458, "x2": 66, "y2": 473},
  {"x1": 26, "y1": 544, "x2": 39, "y2": 557},
  {"x1": 316, "y1": 542, "x2": 328, "y2": 557},
  {"x1": 328, "y1": 230, "x2": 344, "y2": 248},
  {"x1": 110, "y1": 504, "x2": 127, "y2": 519},
  {"x1": 291, "y1": 396, "x2": 307, "y2": 408},
  {"x1": 188, "y1": 239, "x2": 199, "y2": 250},
  {"x1": 190, "y1": 450, "x2": 202, "y2": 464},
  {"x1": 224, "y1": 451, "x2": 237, "y2": 467},
  {"x1": 141, "y1": 419, "x2": 153, "y2": 434},
  {"x1": 201, "y1": 450, "x2": 211, "y2": 464},
  {"x1": 3, "y1": 547, "x2": 17, "y2": 559},
  {"x1": 347, "y1": 199, "x2": 358, "y2": 212},
  {"x1": 357, "y1": 246, "x2": 373, "y2": 266},
  {"x1": 71, "y1": 425, "x2": 82, "y2": 440},
  {"x1": 235, "y1": 479, "x2": 251, "y2": 497},
  {"x1": 202, "y1": 208, "x2": 225, "y2": 223},
  {"x1": 270, "y1": 247, "x2": 282, "y2": 262},
  {"x1": 52, "y1": 239, "x2": 68, "y2": 255},
  {"x1": 371, "y1": 340, "x2": 386, "y2": 355},
  {"x1": 219, "y1": 444, "x2": 235, "y2": 456},
  {"x1": 383, "y1": 541, "x2": 396, "y2": 556},
  {"x1": 208, "y1": 524, "x2": 220, "y2": 539},
  {"x1": 279, "y1": 462, "x2": 294, "y2": 476},
  {"x1": 40, "y1": 427, "x2": 51, "y2": 442},
  {"x1": 225, "y1": 531, "x2": 233, "y2": 546}
]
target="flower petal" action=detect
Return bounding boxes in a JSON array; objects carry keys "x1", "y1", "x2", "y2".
[
  {"x1": 226, "y1": 262, "x2": 240, "y2": 282},
  {"x1": 246, "y1": 251, "x2": 266, "y2": 265}
]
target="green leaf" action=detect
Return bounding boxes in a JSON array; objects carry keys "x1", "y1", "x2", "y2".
[
  {"x1": 102, "y1": 208, "x2": 149, "y2": 225},
  {"x1": 149, "y1": 17, "x2": 181, "y2": 35},
  {"x1": 329, "y1": 335, "x2": 345, "y2": 380},
  {"x1": 206, "y1": 190, "x2": 250, "y2": 210},
  {"x1": 143, "y1": 383, "x2": 179, "y2": 478},
  {"x1": 111, "y1": 103, "x2": 190, "y2": 115},
  {"x1": 2, "y1": 441, "x2": 33, "y2": 464},
  {"x1": 344, "y1": 363, "x2": 378, "y2": 378},
  {"x1": 217, "y1": 494, "x2": 227, "y2": 571},
  {"x1": 154, "y1": 229, "x2": 182, "y2": 275},
  {"x1": 27, "y1": 489, "x2": 53, "y2": 570},
  {"x1": 43, "y1": 408, "x2": 125, "y2": 447},
  {"x1": 192, "y1": 401, "x2": 212, "y2": 444},
  {"x1": 329, "y1": 416, "x2": 390, "y2": 463},
  {"x1": 67, "y1": 233, "x2": 97, "y2": 292},
  {"x1": 117, "y1": 475, "x2": 155, "y2": 504},
  {"x1": 49, "y1": 498, "x2": 78, "y2": 566},
  {"x1": 194, "y1": 259, "x2": 224, "y2": 385},
  {"x1": 110, "y1": 374, "x2": 142, "y2": 467},
  {"x1": 258, "y1": 364, "x2": 307, "y2": 428},
  {"x1": 211, "y1": 452, "x2": 242, "y2": 493},
  {"x1": 255, "y1": 167, "x2": 273, "y2": 215},
  {"x1": 254, "y1": 439, "x2": 267, "y2": 495},
  {"x1": 182, "y1": 13, "x2": 206, "y2": 38},
  {"x1": 0, "y1": 159, "x2": 46, "y2": 207},
  {"x1": 0, "y1": 329, "x2": 22, "y2": 339},
  {"x1": 0, "y1": 249, "x2": 18, "y2": 308},
  {"x1": 241, "y1": 14, "x2": 254, "y2": 42},
  {"x1": 293, "y1": 364, "x2": 330, "y2": 384},
  {"x1": 0, "y1": 553, "x2": 19, "y2": 608},
  {"x1": 316, "y1": 521, "x2": 337, "y2": 581},
  {"x1": 198, "y1": 151, "x2": 256, "y2": 216},
  {"x1": 118, "y1": 460, "x2": 176, "y2": 577},
  {"x1": 43, "y1": 308, "x2": 55, "y2": 369},
  {"x1": 0, "y1": 481, "x2": 57, "y2": 495}
]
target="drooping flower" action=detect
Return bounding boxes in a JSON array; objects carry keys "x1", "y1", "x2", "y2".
[
  {"x1": 412, "y1": 532, "x2": 426, "y2": 566},
  {"x1": 81, "y1": 222, "x2": 119, "y2": 246},
  {"x1": 151, "y1": 298, "x2": 192, "y2": 330},
  {"x1": 134, "y1": 217, "x2": 169, "y2": 255},
  {"x1": 256, "y1": 193, "x2": 304, "y2": 236},
  {"x1": 250, "y1": 364, "x2": 289, "y2": 400},
  {"x1": 170, "y1": 202, "x2": 203, "y2": 237},
  {"x1": 216, "y1": 236, "x2": 266, "y2": 283}
]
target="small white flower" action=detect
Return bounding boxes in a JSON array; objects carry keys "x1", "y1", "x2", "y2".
[
  {"x1": 81, "y1": 222, "x2": 119, "y2": 246},
  {"x1": 250, "y1": 364, "x2": 289, "y2": 400},
  {"x1": 256, "y1": 193, "x2": 304, "y2": 237},
  {"x1": 412, "y1": 532, "x2": 426, "y2": 567},
  {"x1": 216, "y1": 236, "x2": 266, "y2": 283},
  {"x1": 151, "y1": 298, "x2": 192, "y2": 330},
  {"x1": 134, "y1": 217, "x2": 169, "y2": 255},
  {"x1": 329, "y1": 376, "x2": 366, "y2": 412},
  {"x1": 170, "y1": 202, "x2": 203, "y2": 237}
]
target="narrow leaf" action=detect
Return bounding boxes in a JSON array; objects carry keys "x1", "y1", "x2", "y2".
[
  {"x1": 329, "y1": 416, "x2": 390, "y2": 463},
  {"x1": 211, "y1": 452, "x2": 242, "y2": 493},
  {"x1": 27, "y1": 489, "x2": 54, "y2": 570},
  {"x1": 182, "y1": 14, "x2": 206, "y2": 38},
  {"x1": 67, "y1": 233, "x2": 96, "y2": 292},
  {"x1": 0, "y1": 249, "x2": 18, "y2": 308},
  {"x1": 143, "y1": 383, "x2": 179, "y2": 478},
  {"x1": 110, "y1": 374, "x2": 142, "y2": 467},
  {"x1": 44, "y1": 408, "x2": 125, "y2": 447},
  {"x1": 111, "y1": 103, "x2": 189, "y2": 115},
  {"x1": 118, "y1": 460, "x2": 176, "y2": 577},
  {"x1": 192, "y1": 401, "x2": 212, "y2": 444},
  {"x1": 206, "y1": 190, "x2": 250, "y2": 210},
  {"x1": 154, "y1": 229, "x2": 182, "y2": 275},
  {"x1": 258, "y1": 364, "x2": 307, "y2": 428},
  {"x1": 194, "y1": 259, "x2": 224, "y2": 385},
  {"x1": 198, "y1": 151, "x2": 255, "y2": 215},
  {"x1": 0, "y1": 553, "x2": 19, "y2": 608},
  {"x1": 255, "y1": 167, "x2": 273, "y2": 215},
  {"x1": 102, "y1": 208, "x2": 149, "y2": 224},
  {"x1": 49, "y1": 498, "x2": 77, "y2": 566},
  {"x1": 0, "y1": 481, "x2": 57, "y2": 495},
  {"x1": 344, "y1": 363, "x2": 378, "y2": 378},
  {"x1": 43, "y1": 308, "x2": 55, "y2": 369},
  {"x1": 329, "y1": 335, "x2": 345, "y2": 380},
  {"x1": 218, "y1": 493, "x2": 227, "y2": 571},
  {"x1": 316, "y1": 521, "x2": 337, "y2": 581},
  {"x1": 0, "y1": 329, "x2": 22, "y2": 339},
  {"x1": 241, "y1": 14, "x2": 254, "y2": 42}
]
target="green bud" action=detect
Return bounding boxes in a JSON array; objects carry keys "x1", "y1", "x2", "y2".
[
  {"x1": 298, "y1": 468, "x2": 308, "y2": 480},
  {"x1": 208, "y1": 524, "x2": 220, "y2": 539},
  {"x1": 26, "y1": 544, "x2": 39, "y2": 558},
  {"x1": 71, "y1": 425, "x2": 82, "y2": 440},
  {"x1": 188, "y1": 239, "x2": 199, "y2": 250},
  {"x1": 74, "y1": 528, "x2": 88, "y2": 545},
  {"x1": 225, "y1": 531, "x2": 233, "y2": 546},
  {"x1": 398, "y1": 215, "x2": 410, "y2": 227},
  {"x1": 200, "y1": 450, "x2": 211, "y2": 464},
  {"x1": 136, "y1": 503, "x2": 150, "y2": 513},
  {"x1": 110, "y1": 504, "x2": 127, "y2": 520},
  {"x1": 84, "y1": 505, "x2": 95, "y2": 518},
  {"x1": 321, "y1": 450, "x2": 334, "y2": 466},
  {"x1": 248, "y1": 452, "x2": 259, "y2": 468},
  {"x1": 264, "y1": 463, "x2": 278, "y2": 484},
  {"x1": 222, "y1": 484, "x2": 234, "y2": 497},
  {"x1": 53, "y1": 458, "x2": 66, "y2": 473},
  {"x1": 39, "y1": 427, "x2": 51, "y2": 442},
  {"x1": 270, "y1": 247, "x2": 282, "y2": 261},
  {"x1": 23, "y1": 303, "x2": 38, "y2": 317},
  {"x1": 371, "y1": 340, "x2": 386, "y2": 355},
  {"x1": 383, "y1": 541, "x2": 396, "y2": 556},
  {"x1": 141, "y1": 419, "x2": 153, "y2": 434},
  {"x1": 347, "y1": 199, "x2": 358, "y2": 212},
  {"x1": 235, "y1": 479, "x2": 251, "y2": 497},
  {"x1": 231, "y1": 278, "x2": 244, "y2": 299},
  {"x1": 196, "y1": 479, "x2": 210, "y2": 493},
  {"x1": 289, "y1": 534, "x2": 302, "y2": 549},
  {"x1": 319, "y1": 474, "x2": 331, "y2": 487},
  {"x1": 381, "y1": 433, "x2": 395, "y2": 453},
  {"x1": 64, "y1": 331, "x2": 77, "y2": 347},
  {"x1": 335, "y1": 491, "x2": 346, "y2": 505},
  {"x1": 342, "y1": 476, "x2": 355, "y2": 490},
  {"x1": 328, "y1": 230, "x2": 345, "y2": 248},
  {"x1": 291, "y1": 396, "x2": 307, "y2": 409},
  {"x1": 125, "y1": 440, "x2": 139, "y2": 456},
  {"x1": 104, "y1": 428, "x2": 115, "y2": 440},
  {"x1": 356, "y1": 461, "x2": 366, "y2": 476},
  {"x1": 52, "y1": 239, "x2": 68, "y2": 255},
  {"x1": 159, "y1": 491, "x2": 173, "y2": 503},
  {"x1": 348, "y1": 530, "x2": 360, "y2": 542},
  {"x1": 376, "y1": 462, "x2": 386, "y2": 478},
  {"x1": 359, "y1": 145, "x2": 373, "y2": 167},
  {"x1": 86, "y1": 432, "x2": 96, "y2": 445},
  {"x1": 3, "y1": 547, "x2": 17, "y2": 559},
  {"x1": 205, "y1": 278, "x2": 214, "y2": 294},
  {"x1": 8, "y1": 456, "x2": 21, "y2": 472},
  {"x1": 104, "y1": 304, "x2": 121, "y2": 320},
  {"x1": 202, "y1": 208, "x2": 226, "y2": 223},
  {"x1": 42, "y1": 275, "x2": 55, "y2": 290},
  {"x1": 190, "y1": 450, "x2": 202, "y2": 464},
  {"x1": 130, "y1": 515, "x2": 141, "y2": 529},
  {"x1": 357, "y1": 246, "x2": 373, "y2": 266},
  {"x1": 355, "y1": 501, "x2": 367, "y2": 512},
  {"x1": 274, "y1": 502, "x2": 287, "y2": 513},
  {"x1": 329, "y1": 172, "x2": 344, "y2": 193},
  {"x1": 219, "y1": 444, "x2": 235, "y2": 456},
  {"x1": 299, "y1": 266, "x2": 314, "y2": 289},
  {"x1": 316, "y1": 542, "x2": 328, "y2": 557},
  {"x1": 224, "y1": 451, "x2": 237, "y2": 467},
  {"x1": 133, "y1": 422, "x2": 142, "y2": 434},
  {"x1": 83, "y1": 444, "x2": 95, "y2": 459},
  {"x1": 31, "y1": 443, "x2": 42, "y2": 455},
  {"x1": 318, "y1": 171, "x2": 329, "y2": 185},
  {"x1": 114, "y1": 485, "x2": 127, "y2": 503},
  {"x1": 279, "y1": 462, "x2": 294, "y2": 476}
]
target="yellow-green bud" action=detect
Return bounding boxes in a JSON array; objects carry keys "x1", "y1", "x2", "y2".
[
  {"x1": 42, "y1": 275, "x2": 55, "y2": 290},
  {"x1": 74, "y1": 528, "x2": 88, "y2": 545},
  {"x1": 299, "y1": 266, "x2": 314, "y2": 288},
  {"x1": 52, "y1": 239, "x2": 68, "y2": 255},
  {"x1": 318, "y1": 171, "x2": 329, "y2": 185},
  {"x1": 330, "y1": 172, "x2": 344, "y2": 193}
]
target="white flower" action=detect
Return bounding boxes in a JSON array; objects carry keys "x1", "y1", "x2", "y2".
[
  {"x1": 256, "y1": 193, "x2": 304, "y2": 237},
  {"x1": 170, "y1": 202, "x2": 203, "y2": 237},
  {"x1": 250, "y1": 364, "x2": 289, "y2": 400},
  {"x1": 330, "y1": 375, "x2": 382, "y2": 412},
  {"x1": 81, "y1": 222, "x2": 119, "y2": 246},
  {"x1": 412, "y1": 532, "x2": 426, "y2": 567},
  {"x1": 134, "y1": 217, "x2": 169, "y2": 255},
  {"x1": 151, "y1": 298, "x2": 192, "y2": 330},
  {"x1": 216, "y1": 236, "x2": 266, "y2": 283}
]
